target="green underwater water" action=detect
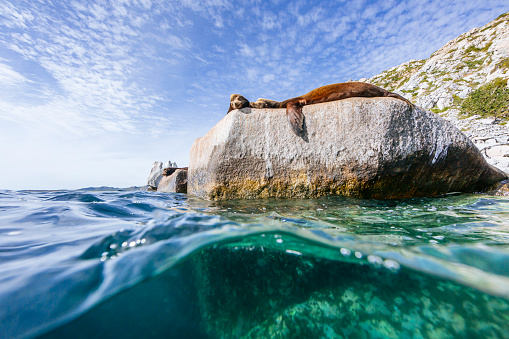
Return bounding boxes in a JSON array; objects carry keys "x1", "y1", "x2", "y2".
[{"x1": 44, "y1": 234, "x2": 509, "y2": 339}]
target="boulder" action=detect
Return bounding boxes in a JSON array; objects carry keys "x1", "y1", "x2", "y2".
[
  {"x1": 147, "y1": 161, "x2": 163, "y2": 190},
  {"x1": 157, "y1": 169, "x2": 188, "y2": 193},
  {"x1": 436, "y1": 93, "x2": 453, "y2": 110},
  {"x1": 489, "y1": 180, "x2": 509, "y2": 196},
  {"x1": 188, "y1": 97, "x2": 507, "y2": 200}
]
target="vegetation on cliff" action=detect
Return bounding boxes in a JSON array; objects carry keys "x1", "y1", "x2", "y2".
[
  {"x1": 367, "y1": 12, "x2": 509, "y2": 118},
  {"x1": 459, "y1": 78, "x2": 509, "y2": 120}
]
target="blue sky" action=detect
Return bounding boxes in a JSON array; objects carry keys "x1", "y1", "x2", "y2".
[{"x1": 0, "y1": 0, "x2": 508, "y2": 190}]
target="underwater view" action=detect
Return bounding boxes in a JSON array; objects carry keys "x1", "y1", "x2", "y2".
[{"x1": 0, "y1": 188, "x2": 508, "y2": 338}]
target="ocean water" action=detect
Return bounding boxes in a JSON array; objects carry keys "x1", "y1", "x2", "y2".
[{"x1": 1, "y1": 188, "x2": 509, "y2": 338}]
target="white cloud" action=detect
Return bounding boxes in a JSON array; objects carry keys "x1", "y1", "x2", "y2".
[
  {"x1": 0, "y1": 0, "x2": 182, "y2": 138},
  {"x1": 262, "y1": 74, "x2": 275, "y2": 83},
  {"x1": 0, "y1": 63, "x2": 31, "y2": 87},
  {"x1": 0, "y1": 1, "x2": 34, "y2": 29}
]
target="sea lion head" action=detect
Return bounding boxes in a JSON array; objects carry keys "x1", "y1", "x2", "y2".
[
  {"x1": 162, "y1": 167, "x2": 177, "y2": 176},
  {"x1": 228, "y1": 94, "x2": 250, "y2": 113}
]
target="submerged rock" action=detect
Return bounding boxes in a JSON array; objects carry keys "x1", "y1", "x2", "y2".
[
  {"x1": 147, "y1": 161, "x2": 163, "y2": 190},
  {"x1": 158, "y1": 168, "x2": 188, "y2": 193},
  {"x1": 192, "y1": 245, "x2": 509, "y2": 339},
  {"x1": 188, "y1": 97, "x2": 507, "y2": 200}
]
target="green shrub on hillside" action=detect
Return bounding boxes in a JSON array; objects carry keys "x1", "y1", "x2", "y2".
[
  {"x1": 431, "y1": 107, "x2": 449, "y2": 114},
  {"x1": 464, "y1": 45, "x2": 482, "y2": 54},
  {"x1": 460, "y1": 78, "x2": 509, "y2": 119},
  {"x1": 496, "y1": 57, "x2": 509, "y2": 70}
]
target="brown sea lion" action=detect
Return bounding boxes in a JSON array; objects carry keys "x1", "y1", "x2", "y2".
[
  {"x1": 227, "y1": 96, "x2": 279, "y2": 111},
  {"x1": 227, "y1": 94, "x2": 250, "y2": 113},
  {"x1": 162, "y1": 167, "x2": 188, "y2": 176},
  {"x1": 228, "y1": 82, "x2": 414, "y2": 136},
  {"x1": 250, "y1": 98, "x2": 280, "y2": 109}
]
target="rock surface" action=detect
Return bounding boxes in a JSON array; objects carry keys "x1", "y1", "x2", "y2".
[
  {"x1": 147, "y1": 161, "x2": 163, "y2": 190},
  {"x1": 188, "y1": 98, "x2": 507, "y2": 200},
  {"x1": 158, "y1": 168, "x2": 188, "y2": 193}
]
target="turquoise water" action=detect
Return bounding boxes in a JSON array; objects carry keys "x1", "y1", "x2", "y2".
[{"x1": 1, "y1": 188, "x2": 509, "y2": 338}]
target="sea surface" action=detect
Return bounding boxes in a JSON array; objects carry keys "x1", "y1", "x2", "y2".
[{"x1": 1, "y1": 188, "x2": 509, "y2": 338}]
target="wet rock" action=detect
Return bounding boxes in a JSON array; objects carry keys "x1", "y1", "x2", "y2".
[
  {"x1": 192, "y1": 245, "x2": 509, "y2": 339},
  {"x1": 188, "y1": 98, "x2": 507, "y2": 200},
  {"x1": 157, "y1": 168, "x2": 188, "y2": 193},
  {"x1": 147, "y1": 161, "x2": 163, "y2": 190}
]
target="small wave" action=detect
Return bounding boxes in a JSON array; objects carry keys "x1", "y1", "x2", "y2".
[{"x1": 47, "y1": 193, "x2": 104, "y2": 203}]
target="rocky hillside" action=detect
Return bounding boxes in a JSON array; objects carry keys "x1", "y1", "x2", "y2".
[
  {"x1": 367, "y1": 12, "x2": 509, "y2": 110},
  {"x1": 363, "y1": 12, "x2": 509, "y2": 173}
]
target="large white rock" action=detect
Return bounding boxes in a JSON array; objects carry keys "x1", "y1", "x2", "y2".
[
  {"x1": 147, "y1": 161, "x2": 163, "y2": 190},
  {"x1": 188, "y1": 98, "x2": 507, "y2": 200}
]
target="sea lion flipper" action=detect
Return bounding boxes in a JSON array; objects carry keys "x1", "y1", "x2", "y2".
[{"x1": 286, "y1": 103, "x2": 304, "y2": 136}]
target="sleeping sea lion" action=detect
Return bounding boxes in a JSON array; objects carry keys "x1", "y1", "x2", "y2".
[
  {"x1": 228, "y1": 94, "x2": 250, "y2": 113},
  {"x1": 228, "y1": 82, "x2": 414, "y2": 136},
  {"x1": 162, "y1": 167, "x2": 188, "y2": 176}
]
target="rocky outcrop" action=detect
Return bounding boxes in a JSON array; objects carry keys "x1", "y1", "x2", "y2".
[
  {"x1": 188, "y1": 98, "x2": 507, "y2": 201},
  {"x1": 158, "y1": 168, "x2": 188, "y2": 193},
  {"x1": 368, "y1": 13, "x2": 509, "y2": 109},
  {"x1": 147, "y1": 160, "x2": 185, "y2": 192},
  {"x1": 147, "y1": 161, "x2": 164, "y2": 190},
  {"x1": 147, "y1": 160, "x2": 187, "y2": 193}
]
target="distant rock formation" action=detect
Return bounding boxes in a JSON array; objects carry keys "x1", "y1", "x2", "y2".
[
  {"x1": 147, "y1": 161, "x2": 164, "y2": 190},
  {"x1": 147, "y1": 160, "x2": 183, "y2": 192},
  {"x1": 158, "y1": 168, "x2": 188, "y2": 193},
  {"x1": 188, "y1": 98, "x2": 507, "y2": 200},
  {"x1": 164, "y1": 160, "x2": 178, "y2": 169}
]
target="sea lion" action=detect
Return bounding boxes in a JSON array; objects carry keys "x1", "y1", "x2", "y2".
[
  {"x1": 227, "y1": 82, "x2": 414, "y2": 136},
  {"x1": 162, "y1": 167, "x2": 188, "y2": 176},
  {"x1": 227, "y1": 94, "x2": 250, "y2": 113},
  {"x1": 250, "y1": 98, "x2": 280, "y2": 109},
  {"x1": 227, "y1": 96, "x2": 279, "y2": 111}
]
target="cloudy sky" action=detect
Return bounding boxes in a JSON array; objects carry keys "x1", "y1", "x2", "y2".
[{"x1": 1, "y1": 0, "x2": 508, "y2": 190}]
